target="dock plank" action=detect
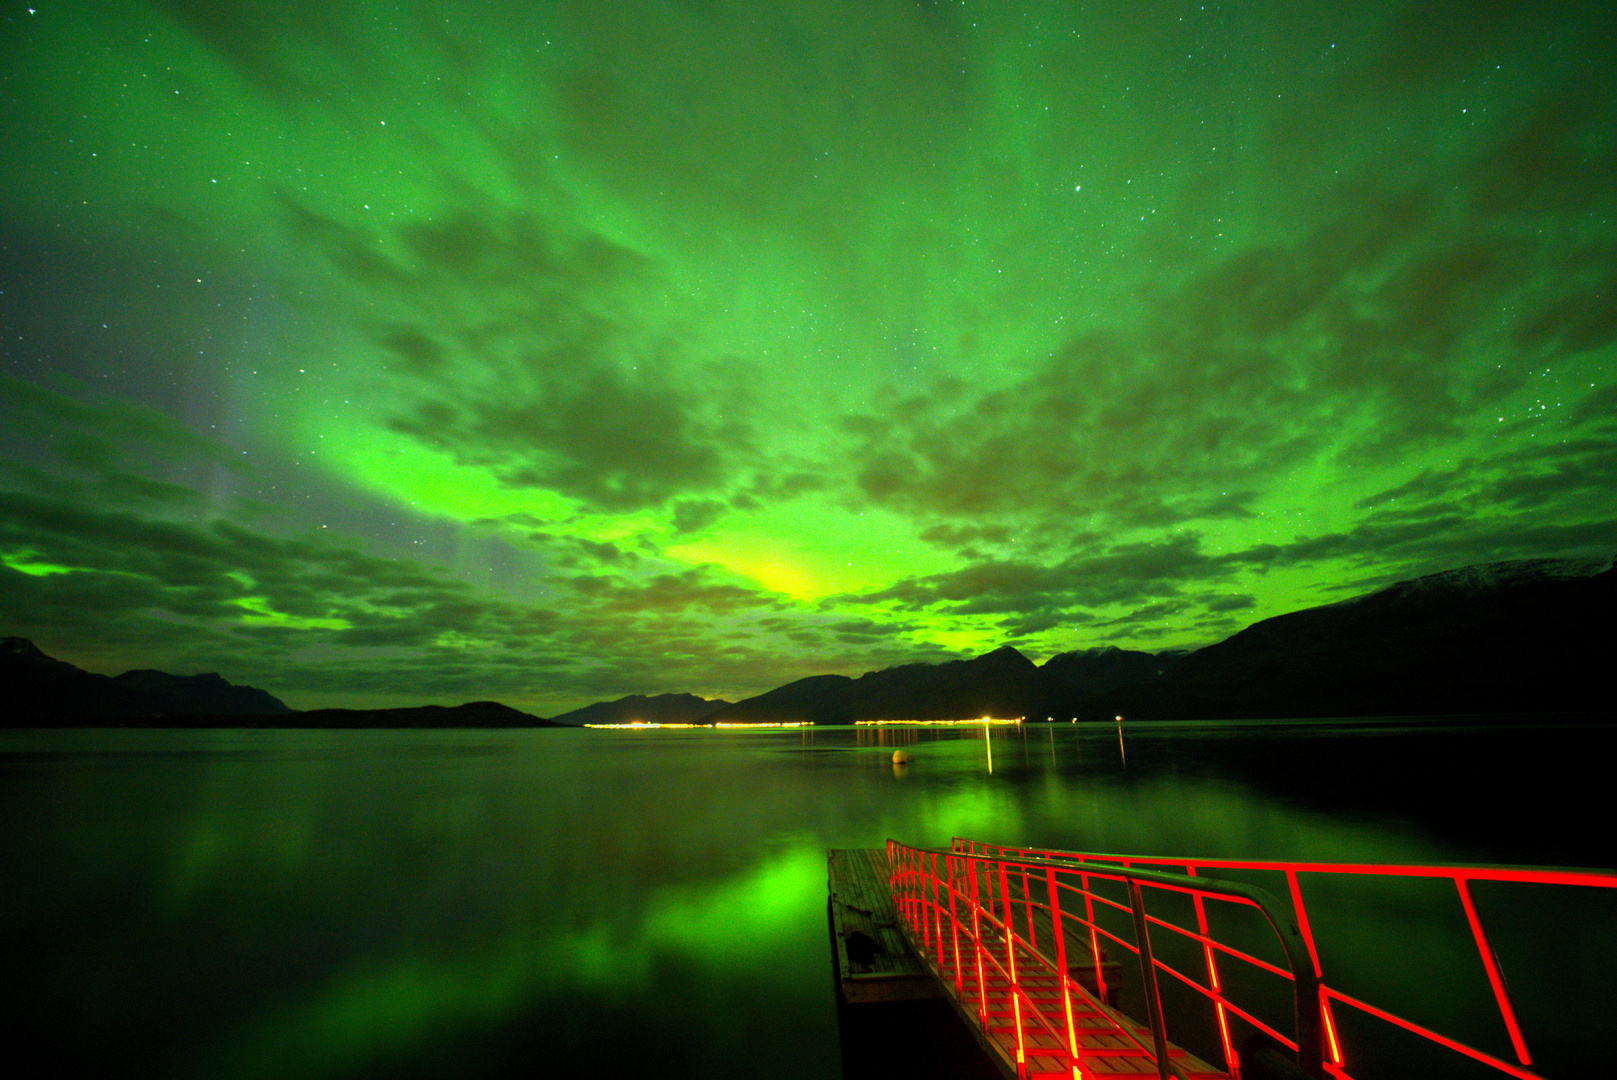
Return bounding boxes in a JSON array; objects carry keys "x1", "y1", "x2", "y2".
[{"x1": 828, "y1": 849, "x2": 939, "y2": 1003}]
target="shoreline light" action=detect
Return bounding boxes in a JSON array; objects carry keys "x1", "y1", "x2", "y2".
[
  {"x1": 854, "y1": 717, "x2": 1024, "y2": 727},
  {"x1": 583, "y1": 721, "x2": 815, "y2": 729},
  {"x1": 712, "y1": 721, "x2": 815, "y2": 728}
]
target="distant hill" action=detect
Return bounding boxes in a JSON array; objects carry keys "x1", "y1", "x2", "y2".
[
  {"x1": 113, "y1": 668, "x2": 292, "y2": 717},
  {"x1": 708, "y1": 645, "x2": 1046, "y2": 724},
  {"x1": 282, "y1": 701, "x2": 555, "y2": 728},
  {"x1": 549, "y1": 692, "x2": 729, "y2": 727},
  {"x1": 691, "y1": 643, "x2": 1184, "y2": 726},
  {"x1": 1081, "y1": 555, "x2": 1614, "y2": 721},
  {"x1": 1039, "y1": 645, "x2": 1181, "y2": 701},
  {"x1": 0, "y1": 639, "x2": 555, "y2": 728},
  {"x1": 2, "y1": 637, "x2": 292, "y2": 725}
]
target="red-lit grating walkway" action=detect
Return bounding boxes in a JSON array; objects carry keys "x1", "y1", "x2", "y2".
[
  {"x1": 858, "y1": 838, "x2": 1617, "y2": 1080},
  {"x1": 831, "y1": 846, "x2": 1225, "y2": 1078},
  {"x1": 951, "y1": 946, "x2": 1226, "y2": 1077}
]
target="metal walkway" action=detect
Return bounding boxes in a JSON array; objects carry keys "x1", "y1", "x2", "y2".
[
  {"x1": 832, "y1": 847, "x2": 1225, "y2": 1078},
  {"x1": 877, "y1": 837, "x2": 1617, "y2": 1080}
]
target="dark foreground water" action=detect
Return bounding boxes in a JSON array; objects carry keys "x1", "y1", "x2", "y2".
[{"x1": 2, "y1": 718, "x2": 1612, "y2": 1079}]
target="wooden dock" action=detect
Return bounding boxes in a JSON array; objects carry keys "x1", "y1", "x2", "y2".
[
  {"x1": 828, "y1": 848, "x2": 942, "y2": 1003},
  {"x1": 833, "y1": 847, "x2": 1228, "y2": 1079}
]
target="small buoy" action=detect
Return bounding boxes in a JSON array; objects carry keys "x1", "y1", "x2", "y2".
[{"x1": 892, "y1": 750, "x2": 909, "y2": 764}]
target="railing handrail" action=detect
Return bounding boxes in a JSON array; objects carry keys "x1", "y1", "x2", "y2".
[
  {"x1": 890, "y1": 840, "x2": 1328, "y2": 1079},
  {"x1": 951, "y1": 839, "x2": 1617, "y2": 887},
  {"x1": 991, "y1": 849, "x2": 1326, "y2": 1078},
  {"x1": 943, "y1": 837, "x2": 1617, "y2": 1080}
]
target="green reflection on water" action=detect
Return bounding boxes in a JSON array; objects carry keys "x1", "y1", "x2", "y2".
[
  {"x1": 191, "y1": 946, "x2": 532, "y2": 1080},
  {"x1": 186, "y1": 840, "x2": 829, "y2": 1079},
  {"x1": 884, "y1": 783, "x2": 1023, "y2": 849},
  {"x1": 645, "y1": 841, "x2": 824, "y2": 968}
]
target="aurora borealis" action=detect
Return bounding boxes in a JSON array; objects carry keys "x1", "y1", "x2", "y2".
[{"x1": 1, "y1": 1, "x2": 1613, "y2": 713}]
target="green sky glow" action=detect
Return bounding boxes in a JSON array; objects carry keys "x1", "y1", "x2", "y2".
[{"x1": 2, "y1": 1, "x2": 1613, "y2": 711}]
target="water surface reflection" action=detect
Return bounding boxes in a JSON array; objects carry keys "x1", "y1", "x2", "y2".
[{"x1": 1, "y1": 720, "x2": 1609, "y2": 1078}]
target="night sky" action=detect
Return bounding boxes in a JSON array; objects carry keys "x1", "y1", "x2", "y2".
[{"x1": 2, "y1": 1, "x2": 1613, "y2": 713}]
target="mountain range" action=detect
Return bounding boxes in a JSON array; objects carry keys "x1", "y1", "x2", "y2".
[
  {"x1": 1081, "y1": 555, "x2": 1614, "y2": 721},
  {"x1": 548, "y1": 693, "x2": 731, "y2": 726},
  {"x1": 577, "y1": 554, "x2": 1611, "y2": 724},
  {"x1": 4, "y1": 554, "x2": 1610, "y2": 726},
  {"x1": 0, "y1": 636, "x2": 552, "y2": 727},
  {"x1": 1, "y1": 636, "x2": 292, "y2": 724}
]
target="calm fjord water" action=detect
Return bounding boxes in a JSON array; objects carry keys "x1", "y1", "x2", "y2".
[{"x1": 2, "y1": 720, "x2": 1612, "y2": 1079}]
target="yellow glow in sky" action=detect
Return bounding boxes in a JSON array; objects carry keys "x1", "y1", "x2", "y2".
[{"x1": 664, "y1": 502, "x2": 956, "y2": 600}]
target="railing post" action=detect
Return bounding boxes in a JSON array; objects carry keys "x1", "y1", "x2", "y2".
[
  {"x1": 1022, "y1": 862, "x2": 1038, "y2": 949},
  {"x1": 893, "y1": 843, "x2": 905, "y2": 923},
  {"x1": 1127, "y1": 878, "x2": 1174, "y2": 1080},
  {"x1": 916, "y1": 848, "x2": 932, "y2": 954},
  {"x1": 1456, "y1": 876, "x2": 1532, "y2": 1066},
  {"x1": 969, "y1": 856, "x2": 989, "y2": 1027},
  {"x1": 999, "y1": 859, "x2": 1027, "y2": 1078},
  {"x1": 905, "y1": 846, "x2": 917, "y2": 930},
  {"x1": 1284, "y1": 871, "x2": 1332, "y2": 1078},
  {"x1": 1047, "y1": 866, "x2": 1084, "y2": 1080},
  {"x1": 1189, "y1": 868, "x2": 1240, "y2": 1080},
  {"x1": 1081, "y1": 865, "x2": 1108, "y2": 1005},
  {"x1": 888, "y1": 843, "x2": 899, "y2": 911},
  {"x1": 910, "y1": 847, "x2": 921, "y2": 933},
  {"x1": 948, "y1": 854, "x2": 965, "y2": 995},
  {"x1": 921, "y1": 850, "x2": 931, "y2": 960},
  {"x1": 930, "y1": 851, "x2": 945, "y2": 968}
]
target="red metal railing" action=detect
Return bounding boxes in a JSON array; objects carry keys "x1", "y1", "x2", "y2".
[
  {"x1": 889, "y1": 840, "x2": 1320, "y2": 1079},
  {"x1": 886, "y1": 837, "x2": 1617, "y2": 1080}
]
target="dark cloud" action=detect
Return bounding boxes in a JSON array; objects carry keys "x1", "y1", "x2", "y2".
[
  {"x1": 841, "y1": 533, "x2": 1229, "y2": 640},
  {"x1": 276, "y1": 192, "x2": 758, "y2": 514},
  {"x1": 388, "y1": 366, "x2": 742, "y2": 511},
  {"x1": 552, "y1": 0, "x2": 976, "y2": 224},
  {"x1": 838, "y1": 486, "x2": 1616, "y2": 643},
  {"x1": 564, "y1": 568, "x2": 784, "y2": 617},
  {"x1": 1233, "y1": 510, "x2": 1617, "y2": 589},
  {"x1": 153, "y1": 1, "x2": 554, "y2": 114},
  {"x1": 1468, "y1": 83, "x2": 1617, "y2": 219},
  {"x1": 1513, "y1": 262, "x2": 1617, "y2": 360},
  {"x1": 1569, "y1": 384, "x2": 1617, "y2": 429},
  {"x1": 824, "y1": 618, "x2": 899, "y2": 644},
  {"x1": 1353, "y1": 469, "x2": 1466, "y2": 511},
  {"x1": 1344, "y1": 0, "x2": 1539, "y2": 94},
  {"x1": 837, "y1": 84, "x2": 1617, "y2": 543},
  {"x1": 0, "y1": 455, "x2": 207, "y2": 514},
  {"x1": 155, "y1": 0, "x2": 361, "y2": 102},
  {"x1": 1088, "y1": 598, "x2": 1205, "y2": 643},
  {"x1": 0, "y1": 487, "x2": 533, "y2": 682},
  {"x1": 841, "y1": 320, "x2": 1320, "y2": 530},
  {"x1": 0, "y1": 373, "x2": 230, "y2": 463},
  {"x1": 1350, "y1": 429, "x2": 1617, "y2": 520},
  {"x1": 671, "y1": 499, "x2": 727, "y2": 535},
  {"x1": 374, "y1": 327, "x2": 448, "y2": 373},
  {"x1": 918, "y1": 523, "x2": 1015, "y2": 549},
  {"x1": 1480, "y1": 436, "x2": 1617, "y2": 514},
  {"x1": 1, "y1": 482, "x2": 823, "y2": 709},
  {"x1": 0, "y1": 460, "x2": 988, "y2": 707},
  {"x1": 493, "y1": 526, "x2": 647, "y2": 572}
]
